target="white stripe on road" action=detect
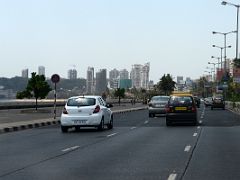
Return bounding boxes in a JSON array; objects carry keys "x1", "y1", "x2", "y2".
[
  {"x1": 168, "y1": 173, "x2": 177, "y2": 180},
  {"x1": 144, "y1": 121, "x2": 149, "y2": 124},
  {"x1": 193, "y1": 133, "x2": 198, "y2": 137},
  {"x1": 107, "y1": 133, "x2": 118, "y2": 137},
  {"x1": 197, "y1": 126, "x2": 201, "y2": 129},
  {"x1": 62, "y1": 146, "x2": 80, "y2": 152},
  {"x1": 184, "y1": 145, "x2": 191, "y2": 152},
  {"x1": 130, "y1": 127, "x2": 137, "y2": 130},
  {"x1": 199, "y1": 120, "x2": 202, "y2": 124}
]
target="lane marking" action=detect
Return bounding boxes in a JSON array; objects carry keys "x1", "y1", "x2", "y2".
[
  {"x1": 168, "y1": 173, "x2": 177, "y2": 180},
  {"x1": 144, "y1": 120, "x2": 149, "y2": 124},
  {"x1": 107, "y1": 133, "x2": 118, "y2": 137},
  {"x1": 130, "y1": 127, "x2": 137, "y2": 130},
  {"x1": 184, "y1": 145, "x2": 191, "y2": 152},
  {"x1": 197, "y1": 126, "x2": 201, "y2": 129},
  {"x1": 62, "y1": 145, "x2": 80, "y2": 152},
  {"x1": 199, "y1": 120, "x2": 202, "y2": 124},
  {"x1": 193, "y1": 133, "x2": 198, "y2": 137}
]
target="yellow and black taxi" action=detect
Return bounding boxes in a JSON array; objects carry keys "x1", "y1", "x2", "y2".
[{"x1": 165, "y1": 92, "x2": 198, "y2": 126}]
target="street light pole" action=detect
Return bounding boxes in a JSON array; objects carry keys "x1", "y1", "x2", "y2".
[
  {"x1": 212, "y1": 45, "x2": 231, "y2": 70},
  {"x1": 211, "y1": 56, "x2": 221, "y2": 69},
  {"x1": 222, "y1": 1, "x2": 240, "y2": 59}
]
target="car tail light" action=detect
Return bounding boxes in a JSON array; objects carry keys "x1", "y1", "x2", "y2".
[
  {"x1": 62, "y1": 108, "x2": 68, "y2": 114},
  {"x1": 165, "y1": 105, "x2": 172, "y2": 113},
  {"x1": 93, "y1": 105, "x2": 100, "y2": 113},
  {"x1": 191, "y1": 106, "x2": 197, "y2": 112}
]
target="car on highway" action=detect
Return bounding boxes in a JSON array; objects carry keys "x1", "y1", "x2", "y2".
[
  {"x1": 204, "y1": 97, "x2": 213, "y2": 107},
  {"x1": 148, "y1": 95, "x2": 170, "y2": 117},
  {"x1": 165, "y1": 93, "x2": 197, "y2": 126},
  {"x1": 60, "y1": 95, "x2": 113, "y2": 133},
  {"x1": 211, "y1": 96, "x2": 225, "y2": 110}
]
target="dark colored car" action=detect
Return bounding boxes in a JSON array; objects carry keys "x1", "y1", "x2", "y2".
[
  {"x1": 165, "y1": 94, "x2": 197, "y2": 126},
  {"x1": 193, "y1": 96, "x2": 200, "y2": 108},
  {"x1": 211, "y1": 96, "x2": 225, "y2": 110}
]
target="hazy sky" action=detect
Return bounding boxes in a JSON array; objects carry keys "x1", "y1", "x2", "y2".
[{"x1": 0, "y1": 0, "x2": 238, "y2": 82}]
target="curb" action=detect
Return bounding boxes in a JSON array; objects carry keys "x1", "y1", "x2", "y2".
[{"x1": 0, "y1": 107, "x2": 147, "y2": 134}]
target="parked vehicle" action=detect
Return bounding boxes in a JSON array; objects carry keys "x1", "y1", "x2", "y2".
[
  {"x1": 165, "y1": 93, "x2": 197, "y2": 126},
  {"x1": 193, "y1": 96, "x2": 201, "y2": 108},
  {"x1": 60, "y1": 95, "x2": 113, "y2": 133},
  {"x1": 148, "y1": 96, "x2": 169, "y2": 117}
]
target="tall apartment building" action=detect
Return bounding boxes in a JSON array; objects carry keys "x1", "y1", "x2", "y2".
[
  {"x1": 131, "y1": 64, "x2": 142, "y2": 89},
  {"x1": 119, "y1": 69, "x2": 129, "y2": 79},
  {"x1": 109, "y1": 69, "x2": 120, "y2": 89},
  {"x1": 22, "y1": 69, "x2": 29, "y2": 78},
  {"x1": 38, "y1": 66, "x2": 45, "y2": 76},
  {"x1": 177, "y1": 76, "x2": 184, "y2": 84},
  {"x1": 86, "y1": 67, "x2": 94, "y2": 94},
  {"x1": 141, "y1": 62, "x2": 150, "y2": 89},
  {"x1": 131, "y1": 63, "x2": 150, "y2": 89},
  {"x1": 68, "y1": 69, "x2": 77, "y2": 79},
  {"x1": 95, "y1": 69, "x2": 107, "y2": 95}
]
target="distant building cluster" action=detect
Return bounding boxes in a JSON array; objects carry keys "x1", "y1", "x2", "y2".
[
  {"x1": 175, "y1": 76, "x2": 193, "y2": 92},
  {"x1": 20, "y1": 62, "x2": 152, "y2": 95}
]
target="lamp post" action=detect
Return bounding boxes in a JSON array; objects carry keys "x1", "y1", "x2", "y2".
[
  {"x1": 212, "y1": 31, "x2": 236, "y2": 73},
  {"x1": 208, "y1": 62, "x2": 220, "y2": 81},
  {"x1": 221, "y1": 1, "x2": 240, "y2": 59},
  {"x1": 212, "y1": 45, "x2": 231, "y2": 70},
  {"x1": 211, "y1": 56, "x2": 221, "y2": 69}
]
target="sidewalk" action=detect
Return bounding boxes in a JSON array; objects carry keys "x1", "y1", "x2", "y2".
[{"x1": 0, "y1": 103, "x2": 147, "y2": 134}]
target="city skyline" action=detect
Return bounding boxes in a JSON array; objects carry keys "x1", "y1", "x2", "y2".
[{"x1": 0, "y1": 1, "x2": 238, "y2": 82}]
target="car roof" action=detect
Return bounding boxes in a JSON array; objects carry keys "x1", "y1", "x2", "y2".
[
  {"x1": 170, "y1": 92, "x2": 193, "y2": 97},
  {"x1": 68, "y1": 95, "x2": 102, "y2": 99}
]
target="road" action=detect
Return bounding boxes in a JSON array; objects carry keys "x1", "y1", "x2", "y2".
[{"x1": 0, "y1": 105, "x2": 240, "y2": 180}]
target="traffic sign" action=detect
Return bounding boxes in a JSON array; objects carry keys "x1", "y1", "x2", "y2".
[{"x1": 51, "y1": 74, "x2": 60, "y2": 83}]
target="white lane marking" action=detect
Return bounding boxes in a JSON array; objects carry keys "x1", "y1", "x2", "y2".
[
  {"x1": 107, "y1": 133, "x2": 118, "y2": 137},
  {"x1": 144, "y1": 120, "x2": 149, "y2": 124},
  {"x1": 168, "y1": 173, "x2": 177, "y2": 180},
  {"x1": 193, "y1": 133, "x2": 198, "y2": 137},
  {"x1": 197, "y1": 126, "x2": 201, "y2": 129},
  {"x1": 199, "y1": 120, "x2": 202, "y2": 124},
  {"x1": 62, "y1": 146, "x2": 80, "y2": 152},
  {"x1": 184, "y1": 145, "x2": 191, "y2": 152},
  {"x1": 131, "y1": 127, "x2": 137, "y2": 130}
]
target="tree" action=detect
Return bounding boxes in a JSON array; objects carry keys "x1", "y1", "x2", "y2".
[
  {"x1": 16, "y1": 72, "x2": 52, "y2": 110},
  {"x1": 114, "y1": 88, "x2": 125, "y2": 105},
  {"x1": 233, "y1": 58, "x2": 240, "y2": 68},
  {"x1": 157, "y1": 74, "x2": 175, "y2": 95}
]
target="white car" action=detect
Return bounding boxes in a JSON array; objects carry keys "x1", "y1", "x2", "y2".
[{"x1": 60, "y1": 95, "x2": 113, "y2": 133}]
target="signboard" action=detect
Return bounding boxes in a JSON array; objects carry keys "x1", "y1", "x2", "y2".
[{"x1": 51, "y1": 74, "x2": 60, "y2": 83}]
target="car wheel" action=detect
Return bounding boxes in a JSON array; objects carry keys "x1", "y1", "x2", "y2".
[
  {"x1": 223, "y1": 107, "x2": 225, "y2": 110},
  {"x1": 211, "y1": 107, "x2": 213, "y2": 110},
  {"x1": 107, "y1": 116, "x2": 113, "y2": 129},
  {"x1": 98, "y1": 118, "x2": 104, "y2": 131},
  {"x1": 61, "y1": 125, "x2": 68, "y2": 133}
]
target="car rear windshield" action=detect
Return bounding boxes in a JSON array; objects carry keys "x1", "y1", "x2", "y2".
[
  {"x1": 169, "y1": 96, "x2": 193, "y2": 106},
  {"x1": 67, "y1": 97, "x2": 96, "y2": 106},
  {"x1": 151, "y1": 96, "x2": 169, "y2": 101}
]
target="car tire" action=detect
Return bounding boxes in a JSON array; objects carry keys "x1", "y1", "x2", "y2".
[
  {"x1": 211, "y1": 107, "x2": 213, "y2": 110},
  {"x1": 107, "y1": 116, "x2": 113, "y2": 129},
  {"x1": 61, "y1": 125, "x2": 68, "y2": 133},
  {"x1": 149, "y1": 113, "x2": 152, "y2": 118},
  {"x1": 98, "y1": 118, "x2": 104, "y2": 131}
]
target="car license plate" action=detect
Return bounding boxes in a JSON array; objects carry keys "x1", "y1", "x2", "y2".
[
  {"x1": 175, "y1": 107, "x2": 187, "y2": 111},
  {"x1": 73, "y1": 120, "x2": 86, "y2": 124}
]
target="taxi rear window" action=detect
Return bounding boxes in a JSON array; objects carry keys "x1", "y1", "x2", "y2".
[
  {"x1": 169, "y1": 96, "x2": 193, "y2": 106},
  {"x1": 67, "y1": 98, "x2": 96, "y2": 106}
]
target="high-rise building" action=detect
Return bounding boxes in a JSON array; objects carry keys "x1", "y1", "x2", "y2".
[
  {"x1": 131, "y1": 64, "x2": 142, "y2": 89},
  {"x1": 86, "y1": 67, "x2": 94, "y2": 94},
  {"x1": 109, "y1": 69, "x2": 120, "y2": 89},
  {"x1": 22, "y1": 69, "x2": 29, "y2": 78},
  {"x1": 177, "y1": 76, "x2": 184, "y2": 84},
  {"x1": 38, "y1": 66, "x2": 45, "y2": 76},
  {"x1": 68, "y1": 69, "x2": 77, "y2": 79},
  {"x1": 131, "y1": 63, "x2": 150, "y2": 89},
  {"x1": 141, "y1": 62, "x2": 150, "y2": 89},
  {"x1": 119, "y1": 69, "x2": 129, "y2": 80},
  {"x1": 95, "y1": 69, "x2": 107, "y2": 95}
]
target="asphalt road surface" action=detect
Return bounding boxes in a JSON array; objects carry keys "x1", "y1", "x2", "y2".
[{"x1": 0, "y1": 105, "x2": 240, "y2": 180}]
